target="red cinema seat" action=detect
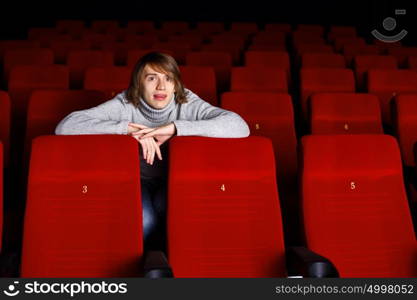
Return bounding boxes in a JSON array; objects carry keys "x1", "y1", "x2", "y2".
[
  {"x1": 367, "y1": 70, "x2": 417, "y2": 125},
  {"x1": 81, "y1": 32, "x2": 117, "y2": 49},
  {"x1": 0, "y1": 40, "x2": 40, "y2": 63},
  {"x1": 221, "y1": 92, "x2": 297, "y2": 199},
  {"x1": 160, "y1": 21, "x2": 189, "y2": 35},
  {"x1": 231, "y1": 66, "x2": 287, "y2": 93},
  {"x1": 195, "y1": 22, "x2": 224, "y2": 36},
  {"x1": 295, "y1": 44, "x2": 334, "y2": 56},
  {"x1": 126, "y1": 21, "x2": 155, "y2": 34},
  {"x1": 297, "y1": 24, "x2": 324, "y2": 34},
  {"x1": 91, "y1": 20, "x2": 119, "y2": 34},
  {"x1": 210, "y1": 32, "x2": 248, "y2": 45},
  {"x1": 244, "y1": 51, "x2": 290, "y2": 73},
  {"x1": 354, "y1": 55, "x2": 397, "y2": 91},
  {"x1": 388, "y1": 47, "x2": 417, "y2": 67},
  {"x1": 333, "y1": 37, "x2": 366, "y2": 52},
  {"x1": 28, "y1": 28, "x2": 72, "y2": 47},
  {"x1": 127, "y1": 49, "x2": 175, "y2": 67},
  {"x1": 21, "y1": 135, "x2": 142, "y2": 277},
  {"x1": 179, "y1": 66, "x2": 217, "y2": 106},
  {"x1": 301, "y1": 134, "x2": 417, "y2": 277},
  {"x1": 201, "y1": 43, "x2": 243, "y2": 65},
  {"x1": 168, "y1": 34, "x2": 203, "y2": 51},
  {"x1": 408, "y1": 56, "x2": 417, "y2": 70},
  {"x1": 393, "y1": 94, "x2": 417, "y2": 167},
  {"x1": 301, "y1": 53, "x2": 345, "y2": 68},
  {"x1": 248, "y1": 44, "x2": 286, "y2": 51},
  {"x1": 221, "y1": 92, "x2": 304, "y2": 247},
  {"x1": 8, "y1": 65, "x2": 69, "y2": 124},
  {"x1": 300, "y1": 68, "x2": 355, "y2": 120},
  {"x1": 310, "y1": 93, "x2": 383, "y2": 134},
  {"x1": 56, "y1": 20, "x2": 85, "y2": 36},
  {"x1": 230, "y1": 22, "x2": 259, "y2": 34},
  {"x1": 25, "y1": 90, "x2": 106, "y2": 163},
  {"x1": 293, "y1": 28, "x2": 323, "y2": 37},
  {"x1": 123, "y1": 34, "x2": 159, "y2": 47},
  {"x1": 372, "y1": 39, "x2": 402, "y2": 53},
  {"x1": 186, "y1": 51, "x2": 232, "y2": 93},
  {"x1": 343, "y1": 44, "x2": 381, "y2": 66},
  {"x1": 67, "y1": 50, "x2": 114, "y2": 88},
  {"x1": 0, "y1": 142, "x2": 2, "y2": 251},
  {"x1": 251, "y1": 32, "x2": 286, "y2": 46},
  {"x1": 152, "y1": 42, "x2": 192, "y2": 64},
  {"x1": 3, "y1": 49, "x2": 54, "y2": 80},
  {"x1": 49, "y1": 40, "x2": 91, "y2": 64},
  {"x1": 264, "y1": 23, "x2": 292, "y2": 33},
  {"x1": 329, "y1": 26, "x2": 356, "y2": 37},
  {"x1": 0, "y1": 92, "x2": 11, "y2": 167},
  {"x1": 168, "y1": 136, "x2": 286, "y2": 277},
  {"x1": 84, "y1": 67, "x2": 131, "y2": 98}
]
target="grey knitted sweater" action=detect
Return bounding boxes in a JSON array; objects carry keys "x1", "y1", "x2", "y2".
[{"x1": 55, "y1": 89, "x2": 250, "y2": 179}]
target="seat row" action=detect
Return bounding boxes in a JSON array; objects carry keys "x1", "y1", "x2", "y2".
[
  {"x1": 3, "y1": 49, "x2": 414, "y2": 85},
  {"x1": 3, "y1": 64, "x2": 417, "y2": 124},
  {"x1": 1, "y1": 133, "x2": 416, "y2": 277}
]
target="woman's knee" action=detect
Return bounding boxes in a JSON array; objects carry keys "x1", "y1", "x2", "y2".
[{"x1": 143, "y1": 205, "x2": 158, "y2": 239}]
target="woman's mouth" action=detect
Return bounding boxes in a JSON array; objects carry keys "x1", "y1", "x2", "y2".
[{"x1": 153, "y1": 94, "x2": 167, "y2": 100}]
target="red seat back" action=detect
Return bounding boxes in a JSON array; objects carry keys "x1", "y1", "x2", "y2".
[
  {"x1": 84, "y1": 67, "x2": 131, "y2": 99},
  {"x1": 21, "y1": 135, "x2": 142, "y2": 277},
  {"x1": 179, "y1": 66, "x2": 217, "y2": 106},
  {"x1": 300, "y1": 68, "x2": 355, "y2": 120},
  {"x1": 168, "y1": 136, "x2": 286, "y2": 277},
  {"x1": 310, "y1": 93, "x2": 383, "y2": 134},
  {"x1": 367, "y1": 70, "x2": 417, "y2": 124},
  {"x1": 231, "y1": 66, "x2": 287, "y2": 93},
  {"x1": 301, "y1": 134, "x2": 417, "y2": 277}
]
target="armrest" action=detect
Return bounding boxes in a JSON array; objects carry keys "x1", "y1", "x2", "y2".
[
  {"x1": 0, "y1": 252, "x2": 19, "y2": 277},
  {"x1": 286, "y1": 246, "x2": 339, "y2": 278},
  {"x1": 143, "y1": 250, "x2": 173, "y2": 278}
]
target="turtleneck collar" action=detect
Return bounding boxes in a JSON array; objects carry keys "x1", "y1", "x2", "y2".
[{"x1": 138, "y1": 95, "x2": 176, "y2": 123}]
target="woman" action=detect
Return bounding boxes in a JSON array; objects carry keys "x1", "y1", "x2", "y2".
[{"x1": 55, "y1": 52, "x2": 250, "y2": 248}]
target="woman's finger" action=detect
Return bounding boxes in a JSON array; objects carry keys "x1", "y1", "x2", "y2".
[
  {"x1": 128, "y1": 123, "x2": 148, "y2": 129},
  {"x1": 147, "y1": 138, "x2": 156, "y2": 165},
  {"x1": 153, "y1": 139, "x2": 163, "y2": 160},
  {"x1": 140, "y1": 129, "x2": 161, "y2": 139},
  {"x1": 146, "y1": 138, "x2": 154, "y2": 164},
  {"x1": 139, "y1": 139, "x2": 148, "y2": 160},
  {"x1": 132, "y1": 128, "x2": 154, "y2": 137},
  {"x1": 144, "y1": 138, "x2": 151, "y2": 164}
]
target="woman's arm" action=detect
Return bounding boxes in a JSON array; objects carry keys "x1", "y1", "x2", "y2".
[
  {"x1": 55, "y1": 97, "x2": 131, "y2": 135},
  {"x1": 172, "y1": 90, "x2": 250, "y2": 138}
]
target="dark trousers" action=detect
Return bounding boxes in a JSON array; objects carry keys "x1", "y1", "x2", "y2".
[{"x1": 141, "y1": 177, "x2": 167, "y2": 249}]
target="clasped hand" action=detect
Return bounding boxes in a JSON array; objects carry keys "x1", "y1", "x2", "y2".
[{"x1": 127, "y1": 122, "x2": 176, "y2": 165}]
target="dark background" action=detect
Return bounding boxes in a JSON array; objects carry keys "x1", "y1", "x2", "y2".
[{"x1": 0, "y1": 0, "x2": 415, "y2": 44}]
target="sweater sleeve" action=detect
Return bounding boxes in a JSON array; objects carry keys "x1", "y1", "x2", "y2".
[
  {"x1": 55, "y1": 95, "x2": 131, "y2": 135},
  {"x1": 173, "y1": 90, "x2": 250, "y2": 138}
]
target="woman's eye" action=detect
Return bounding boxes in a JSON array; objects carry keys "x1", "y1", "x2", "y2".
[
  {"x1": 166, "y1": 76, "x2": 172, "y2": 82},
  {"x1": 147, "y1": 76, "x2": 155, "y2": 81}
]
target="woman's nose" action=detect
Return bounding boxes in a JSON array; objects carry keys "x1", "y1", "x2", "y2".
[{"x1": 156, "y1": 79, "x2": 166, "y2": 90}]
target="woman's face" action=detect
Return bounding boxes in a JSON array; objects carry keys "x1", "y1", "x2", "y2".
[{"x1": 141, "y1": 64, "x2": 176, "y2": 109}]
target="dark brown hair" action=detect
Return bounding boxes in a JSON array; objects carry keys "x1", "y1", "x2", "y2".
[{"x1": 126, "y1": 52, "x2": 187, "y2": 107}]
